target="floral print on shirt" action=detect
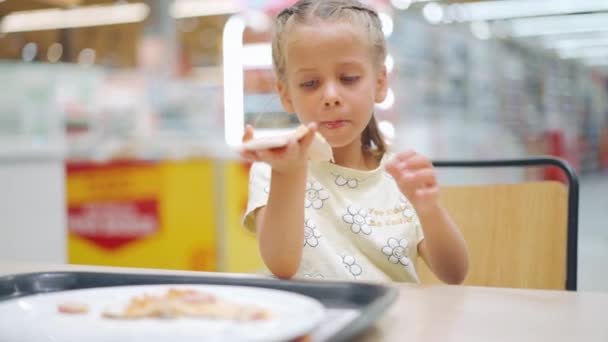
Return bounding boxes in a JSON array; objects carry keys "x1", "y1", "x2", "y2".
[
  {"x1": 342, "y1": 255, "x2": 363, "y2": 278},
  {"x1": 398, "y1": 197, "x2": 416, "y2": 222},
  {"x1": 305, "y1": 181, "x2": 330, "y2": 209},
  {"x1": 342, "y1": 206, "x2": 372, "y2": 235},
  {"x1": 304, "y1": 217, "x2": 322, "y2": 247},
  {"x1": 334, "y1": 174, "x2": 359, "y2": 188},
  {"x1": 382, "y1": 238, "x2": 411, "y2": 266}
]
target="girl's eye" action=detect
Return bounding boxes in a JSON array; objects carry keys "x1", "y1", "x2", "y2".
[
  {"x1": 300, "y1": 80, "x2": 318, "y2": 88},
  {"x1": 341, "y1": 75, "x2": 360, "y2": 84}
]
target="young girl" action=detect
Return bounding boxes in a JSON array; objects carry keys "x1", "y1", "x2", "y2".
[{"x1": 241, "y1": 0, "x2": 468, "y2": 284}]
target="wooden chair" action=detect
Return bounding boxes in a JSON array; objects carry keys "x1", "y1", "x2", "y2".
[{"x1": 417, "y1": 157, "x2": 579, "y2": 291}]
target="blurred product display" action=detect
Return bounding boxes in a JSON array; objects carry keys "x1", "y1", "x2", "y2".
[{"x1": 0, "y1": 0, "x2": 606, "y2": 272}]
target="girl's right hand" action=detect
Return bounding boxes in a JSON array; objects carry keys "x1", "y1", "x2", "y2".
[{"x1": 240, "y1": 122, "x2": 318, "y2": 174}]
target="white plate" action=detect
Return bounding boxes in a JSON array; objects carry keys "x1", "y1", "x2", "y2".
[
  {"x1": 239, "y1": 125, "x2": 333, "y2": 162},
  {"x1": 240, "y1": 125, "x2": 310, "y2": 151},
  {"x1": 240, "y1": 134, "x2": 294, "y2": 150},
  {"x1": 0, "y1": 284, "x2": 326, "y2": 342}
]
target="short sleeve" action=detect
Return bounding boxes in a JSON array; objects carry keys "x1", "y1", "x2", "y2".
[
  {"x1": 414, "y1": 214, "x2": 425, "y2": 245},
  {"x1": 242, "y1": 162, "x2": 272, "y2": 233}
]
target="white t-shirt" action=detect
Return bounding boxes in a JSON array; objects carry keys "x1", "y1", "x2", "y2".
[{"x1": 243, "y1": 154, "x2": 425, "y2": 283}]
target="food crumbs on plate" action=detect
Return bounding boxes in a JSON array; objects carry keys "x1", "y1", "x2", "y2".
[
  {"x1": 57, "y1": 301, "x2": 89, "y2": 314},
  {"x1": 102, "y1": 288, "x2": 272, "y2": 321}
]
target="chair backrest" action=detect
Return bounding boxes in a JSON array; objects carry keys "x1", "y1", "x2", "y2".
[
  {"x1": 420, "y1": 157, "x2": 579, "y2": 290},
  {"x1": 417, "y1": 181, "x2": 568, "y2": 290}
]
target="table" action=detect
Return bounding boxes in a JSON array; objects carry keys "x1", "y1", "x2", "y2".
[{"x1": 1, "y1": 261, "x2": 607, "y2": 341}]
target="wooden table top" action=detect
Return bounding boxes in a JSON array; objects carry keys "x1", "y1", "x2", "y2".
[{"x1": 1, "y1": 261, "x2": 607, "y2": 342}]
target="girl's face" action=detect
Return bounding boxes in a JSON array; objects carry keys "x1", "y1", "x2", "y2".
[{"x1": 277, "y1": 21, "x2": 387, "y2": 150}]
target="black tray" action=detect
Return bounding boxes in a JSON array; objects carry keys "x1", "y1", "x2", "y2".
[{"x1": 0, "y1": 271, "x2": 398, "y2": 341}]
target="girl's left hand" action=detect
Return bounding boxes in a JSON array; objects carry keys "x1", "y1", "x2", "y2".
[{"x1": 385, "y1": 150, "x2": 439, "y2": 214}]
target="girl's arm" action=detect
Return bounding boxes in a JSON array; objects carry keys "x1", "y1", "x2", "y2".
[
  {"x1": 253, "y1": 166, "x2": 307, "y2": 279},
  {"x1": 416, "y1": 205, "x2": 468, "y2": 284},
  {"x1": 386, "y1": 151, "x2": 469, "y2": 284},
  {"x1": 241, "y1": 123, "x2": 317, "y2": 279}
]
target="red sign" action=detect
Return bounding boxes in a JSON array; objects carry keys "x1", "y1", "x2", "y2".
[{"x1": 68, "y1": 199, "x2": 159, "y2": 250}]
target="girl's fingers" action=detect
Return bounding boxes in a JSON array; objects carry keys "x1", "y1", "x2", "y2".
[
  {"x1": 385, "y1": 159, "x2": 404, "y2": 175},
  {"x1": 298, "y1": 122, "x2": 318, "y2": 150},
  {"x1": 385, "y1": 163, "x2": 396, "y2": 176},
  {"x1": 400, "y1": 155, "x2": 432, "y2": 171},
  {"x1": 394, "y1": 150, "x2": 417, "y2": 163},
  {"x1": 242, "y1": 123, "x2": 320, "y2": 167},
  {"x1": 242, "y1": 125, "x2": 254, "y2": 142},
  {"x1": 240, "y1": 150, "x2": 259, "y2": 162},
  {"x1": 394, "y1": 168, "x2": 436, "y2": 195},
  {"x1": 257, "y1": 149, "x2": 278, "y2": 162},
  {"x1": 396, "y1": 171, "x2": 417, "y2": 193},
  {"x1": 409, "y1": 169, "x2": 437, "y2": 188},
  {"x1": 386, "y1": 160, "x2": 408, "y2": 176},
  {"x1": 258, "y1": 145, "x2": 291, "y2": 162}
]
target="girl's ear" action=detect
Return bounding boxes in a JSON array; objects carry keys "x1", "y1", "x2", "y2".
[
  {"x1": 277, "y1": 80, "x2": 295, "y2": 113},
  {"x1": 374, "y1": 65, "x2": 388, "y2": 103}
]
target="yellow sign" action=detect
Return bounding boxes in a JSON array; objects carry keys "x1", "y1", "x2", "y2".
[
  {"x1": 223, "y1": 161, "x2": 265, "y2": 273},
  {"x1": 67, "y1": 159, "x2": 217, "y2": 271}
]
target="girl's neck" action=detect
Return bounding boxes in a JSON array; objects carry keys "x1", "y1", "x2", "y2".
[{"x1": 331, "y1": 142, "x2": 380, "y2": 171}]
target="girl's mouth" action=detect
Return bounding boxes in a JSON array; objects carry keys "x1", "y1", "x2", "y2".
[{"x1": 322, "y1": 120, "x2": 347, "y2": 129}]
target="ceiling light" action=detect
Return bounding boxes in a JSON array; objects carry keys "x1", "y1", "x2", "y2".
[
  {"x1": 0, "y1": 3, "x2": 149, "y2": 33},
  {"x1": 470, "y1": 21, "x2": 491, "y2": 40},
  {"x1": 379, "y1": 12, "x2": 394, "y2": 38},
  {"x1": 171, "y1": 0, "x2": 240, "y2": 19},
  {"x1": 385, "y1": 54, "x2": 394, "y2": 74},
  {"x1": 423, "y1": 2, "x2": 443, "y2": 24},
  {"x1": 390, "y1": 0, "x2": 411, "y2": 10},
  {"x1": 508, "y1": 13, "x2": 608, "y2": 37},
  {"x1": 376, "y1": 88, "x2": 395, "y2": 111},
  {"x1": 447, "y1": 0, "x2": 608, "y2": 23},
  {"x1": 378, "y1": 120, "x2": 396, "y2": 142}
]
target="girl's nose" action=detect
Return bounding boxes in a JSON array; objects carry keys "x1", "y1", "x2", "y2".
[{"x1": 323, "y1": 83, "x2": 342, "y2": 108}]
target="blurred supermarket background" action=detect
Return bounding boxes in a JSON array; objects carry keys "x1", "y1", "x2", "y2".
[{"x1": 0, "y1": 0, "x2": 606, "y2": 290}]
